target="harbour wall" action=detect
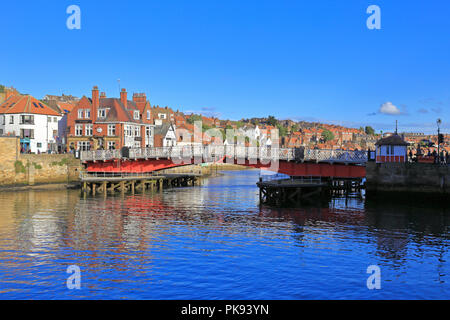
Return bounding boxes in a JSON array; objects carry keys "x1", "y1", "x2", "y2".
[
  {"x1": 0, "y1": 136, "x2": 81, "y2": 188},
  {"x1": 366, "y1": 162, "x2": 450, "y2": 195}
]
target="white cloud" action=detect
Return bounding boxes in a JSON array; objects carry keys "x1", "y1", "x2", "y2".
[{"x1": 379, "y1": 102, "x2": 401, "y2": 115}]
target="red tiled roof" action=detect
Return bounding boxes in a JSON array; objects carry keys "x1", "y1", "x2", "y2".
[{"x1": 0, "y1": 95, "x2": 61, "y2": 116}]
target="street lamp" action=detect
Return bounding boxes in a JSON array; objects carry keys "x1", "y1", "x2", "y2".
[{"x1": 437, "y1": 118, "x2": 442, "y2": 162}]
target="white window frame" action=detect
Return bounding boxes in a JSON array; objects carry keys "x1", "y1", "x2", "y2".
[
  {"x1": 85, "y1": 124, "x2": 93, "y2": 136},
  {"x1": 84, "y1": 109, "x2": 91, "y2": 119},
  {"x1": 108, "y1": 124, "x2": 116, "y2": 136},
  {"x1": 98, "y1": 109, "x2": 106, "y2": 118},
  {"x1": 78, "y1": 109, "x2": 83, "y2": 119},
  {"x1": 107, "y1": 141, "x2": 116, "y2": 150},
  {"x1": 75, "y1": 124, "x2": 83, "y2": 136},
  {"x1": 147, "y1": 110, "x2": 151, "y2": 120},
  {"x1": 134, "y1": 111, "x2": 140, "y2": 120}
]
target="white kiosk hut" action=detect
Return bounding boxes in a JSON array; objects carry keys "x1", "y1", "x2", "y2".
[{"x1": 375, "y1": 134, "x2": 408, "y2": 163}]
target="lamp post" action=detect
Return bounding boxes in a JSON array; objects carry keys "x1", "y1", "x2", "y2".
[{"x1": 437, "y1": 118, "x2": 442, "y2": 163}]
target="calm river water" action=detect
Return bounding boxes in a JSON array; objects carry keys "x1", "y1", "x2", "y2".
[{"x1": 0, "y1": 170, "x2": 448, "y2": 299}]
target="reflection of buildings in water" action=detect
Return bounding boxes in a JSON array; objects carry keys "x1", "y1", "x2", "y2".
[
  {"x1": 0, "y1": 190, "x2": 79, "y2": 264},
  {"x1": 365, "y1": 201, "x2": 450, "y2": 265}
]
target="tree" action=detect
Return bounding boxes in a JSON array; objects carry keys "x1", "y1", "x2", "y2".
[
  {"x1": 235, "y1": 121, "x2": 244, "y2": 129},
  {"x1": 291, "y1": 124, "x2": 299, "y2": 132},
  {"x1": 187, "y1": 114, "x2": 203, "y2": 124},
  {"x1": 267, "y1": 115, "x2": 277, "y2": 127},
  {"x1": 321, "y1": 129, "x2": 335, "y2": 142},
  {"x1": 0, "y1": 85, "x2": 5, "y2": 93},
  {"x1": 365, "y1": 126, "x2": 375, "y2": 135},
  {"x1": 276, "y1": 123, "x2": 288, "y2": 137}
]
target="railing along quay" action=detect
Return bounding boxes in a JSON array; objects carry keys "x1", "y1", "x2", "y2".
[{"x1": 80, "y1": 146, "x2": 368, "y2": 164}]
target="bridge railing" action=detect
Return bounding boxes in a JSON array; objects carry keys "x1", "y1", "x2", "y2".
[{"x1": 80, "y1": 146, "x2": 367, "y2": 164}]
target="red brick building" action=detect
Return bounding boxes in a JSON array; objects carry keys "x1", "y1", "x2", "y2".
[{"x1": 66, "y1": 86, "x2": 154, "y2": 151}]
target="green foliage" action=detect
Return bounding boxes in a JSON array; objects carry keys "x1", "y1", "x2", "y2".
[
  {"x1": 235, "y1": 121, "x2": 244, "y2": 129},
  {"x1": 321, "y1": 129, "x2": 335, "y2": 142},
  {"x1": 187, "y1": 114, "x2": 203, "y2": 124},
  {"x1": 51, "y1": 158, "x2": 69, "y2": 166},
  {"x1": 14, "y1": 161, "x2": 26, "y2": 174},
  {"x1": 276, "y1": 123, "x2": 288, "y2": 137},
  {"x1": 32, "y1": 162, "x2": 42, "y2": 170},
  {"x1": 365, "y1": 126, "x2": 375, "y2": 135},
  {"x1": 291, "y1": 124, "x2": 299, "y2": 132},
  {"x1": 202, "y1": 124, "x2": 212, "y2": 132},
  {"x1": 0, "y1": 85, "x2": 5, "y2": 93},
  {"x1": 267, "y1": 115, "x2": 278, "y2": 126}
]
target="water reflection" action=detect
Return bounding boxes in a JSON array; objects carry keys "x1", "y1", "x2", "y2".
[{"x1": 0, "y1": 170, "x2": 448, "y2": 299}]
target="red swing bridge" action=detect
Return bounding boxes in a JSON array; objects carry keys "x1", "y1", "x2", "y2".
[{"x1": 79, "y1": 146, "x2": 367, "y2": 204}]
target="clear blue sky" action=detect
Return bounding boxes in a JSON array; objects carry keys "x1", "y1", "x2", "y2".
[{"x1": 1, "y1": 0, "x2": 449, "y2": 133}]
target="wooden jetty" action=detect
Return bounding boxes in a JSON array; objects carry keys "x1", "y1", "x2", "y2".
[
  {"x1": 80, "y1": 172, "x2": 201, "y2": 196},
  {"x1": 257, "y1": 175, "x2": 364, "y2": 206}
]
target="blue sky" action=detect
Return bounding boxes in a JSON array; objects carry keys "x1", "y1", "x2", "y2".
[{"x1": 0, "y1": 0, "x2": 449, "y2": 133}]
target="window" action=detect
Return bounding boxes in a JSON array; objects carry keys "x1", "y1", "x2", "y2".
[
  {"x1": 78, "y1": 141, "x2": 91, "y2": 151},
  {"x1": 53, "y1": 117, "x2": 57, "y2": 122},
  {"x1": 48, "y1": 117, "x2": 52, "y2": 123},
  {"x1": 134, "y1": 111, "x2": 140, "y2": 120},
  {"x1": 1, "y1": 116, "x2": 4, "y2": 125},
  {"x1": 147, "y1": 110, "x2": 151, "y2": 120},
  {"x1": 9, "y1": 115, "x2": 14, "y2": 124},
  {"x1": 98, "y1": 109, "x2": 106, "y2": 118},
  {"x1": 391, "y1": 145, "x2": 394, "y2": 155},
  {"x1": 20, "y1": 115, "x2": 34, "y2": 125},
  {"x1": 158, "y1": 113, "x2": 167, "y2": 120},
  {"x1": 134, "y1": 126, "x2": 140, "y2": 137},
  {"x1": 85, "y1": 124, "x2": 93, "y2": 136},
  {"x1": 107, "y1": 141, "x2": 116, "y2": 150},
  {"x1": 53, "y1": 130, "x2": 58, "y2": 137},
  {"x1": 78, "y1": 109, "x2": 83, "y2": 119},
  {"x1": 75, "y1": 124, "x2": 83, "y2": 136},
  {"x1": 146, "y1": 126, "x2": 152, "y2": 137},
  {"x1": 20, "y1": 129, "x2": 34, "y2": 139},
  {"x1": 85, "y1": 109, "x2": 91, "y2": 119},
  {"x1": 124, "y1": 125, "x2": 132, "y2": 137},
  {"x1": 108, "y1": 125, "x2": 116, "y2": 136},
  {"x1": 0, "y1": 129, "x2": 3, "y2": 135},
  {"x1": 37, "y1": 143, "x2": 42, "y2": 148}
]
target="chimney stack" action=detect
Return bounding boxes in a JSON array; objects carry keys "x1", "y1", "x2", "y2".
[
  {"x1": 133, "y1": 93, "x2": 147, "y2": 113},
  {"x1": 120, "y1": 88, "x2": 127, "y2": 108},
  {"x1": 100, "y1": 92, "x2": 106, "y2": 99},
  {"x1": 92, "y1": 86, "x2": 99, "y2": 121}
]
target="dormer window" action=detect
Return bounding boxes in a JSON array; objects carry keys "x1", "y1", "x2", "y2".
[
  {"x1": 98, "y1": 109, "x2": 106, "y2": 118},
  {"x1": 147, "y1": 110, "x2": 151, "y2": 120},
  {"x1": 134, "y1": 111, "x2": 140, "y2": 120}
]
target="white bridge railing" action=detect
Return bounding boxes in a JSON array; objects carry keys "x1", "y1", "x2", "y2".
[{"x1": 80, "y1": 146, "x2": 368, "y2": 164}]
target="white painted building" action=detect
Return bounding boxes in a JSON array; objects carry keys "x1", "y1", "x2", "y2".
[
  {"x1": 375, "y1": 134, "x2": 408, "y2": 163},
  {"x1": 0, "y1": 95, "x2": 62, "y2": 153}
]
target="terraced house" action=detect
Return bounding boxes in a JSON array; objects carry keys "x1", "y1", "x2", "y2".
[{"x1": 66, "y1": 86, "x2": 154, "y2": 151}]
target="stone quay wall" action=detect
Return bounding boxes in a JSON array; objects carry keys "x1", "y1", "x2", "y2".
[
  {"x1": 0, "y1": 136, "x2": 81, "y2": 187},
  {"x1": 366, "y1": 161, "x2": 450, "y2": 195}
]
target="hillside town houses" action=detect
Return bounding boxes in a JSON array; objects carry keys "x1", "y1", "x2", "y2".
[{"x1": 1, "y1": 83, "x2": 447, "y2": 156}]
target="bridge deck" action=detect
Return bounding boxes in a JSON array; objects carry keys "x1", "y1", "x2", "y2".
[{"x1": 80, "y1": 146, "x2": 368, "y2": 164}]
